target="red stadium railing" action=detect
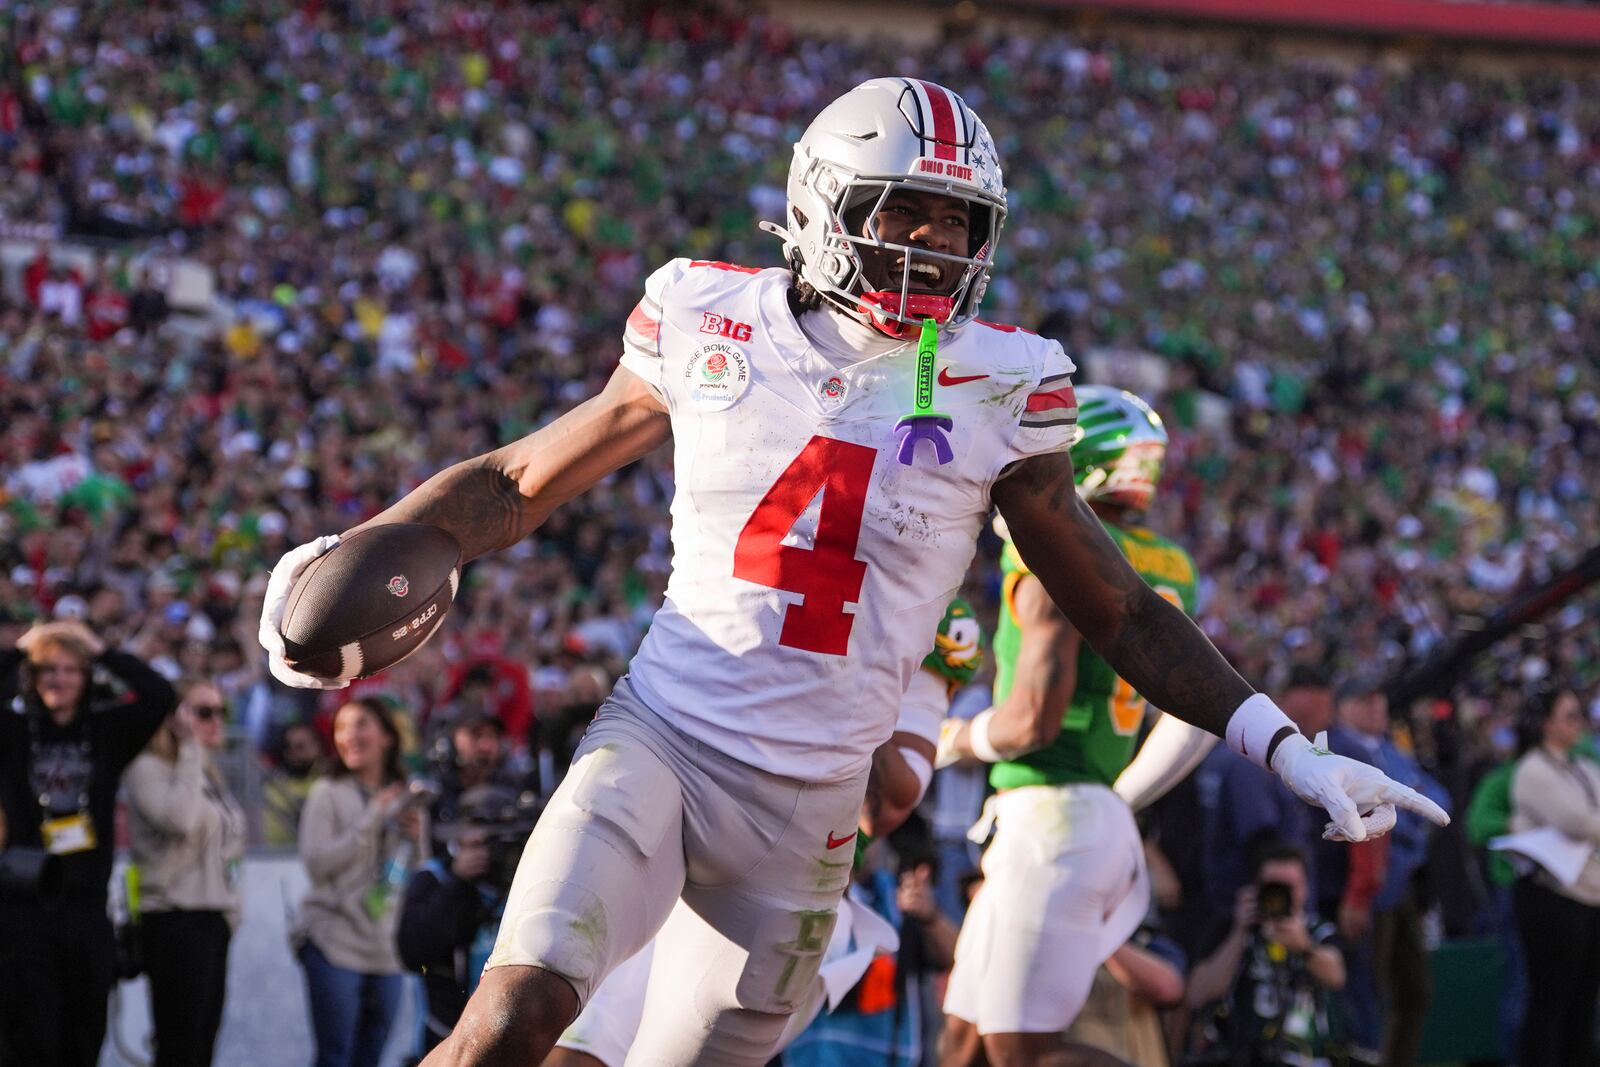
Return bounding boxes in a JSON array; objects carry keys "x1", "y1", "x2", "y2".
[{"x1": 1014, "y1": 0, "x2": 1600, "y2": 48}]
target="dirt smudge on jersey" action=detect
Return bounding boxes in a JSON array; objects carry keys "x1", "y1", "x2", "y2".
[{"x1": 869, "y1": 498, "x2": 937, "y2": 544}]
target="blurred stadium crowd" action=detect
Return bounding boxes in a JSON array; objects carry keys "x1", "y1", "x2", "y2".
[{"x1": 1, "y1": 1, "x2": 1599, "y2": 1064}]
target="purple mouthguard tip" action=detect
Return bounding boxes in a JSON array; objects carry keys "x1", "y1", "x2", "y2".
[{"x1": 894, "y1": 415, "x2": 954, "y2": 466}]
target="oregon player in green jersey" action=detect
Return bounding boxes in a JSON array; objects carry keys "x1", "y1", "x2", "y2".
[{"x1": 937, "y1": 387, "x2": 1217, "y2": 1067}]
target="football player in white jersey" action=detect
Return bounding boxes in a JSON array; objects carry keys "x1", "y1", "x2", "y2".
[
  {"x1": 259, "y1": 78, "x2": 1447, "y2": 1066},
  {"x1": 548, "y1": 600, "x2": 984, "y2": 1067}
]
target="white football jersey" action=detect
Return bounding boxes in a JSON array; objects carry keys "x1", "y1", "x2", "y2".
[{"x1": 620, "y1": 259, "x2": 1076, "y2": 782}]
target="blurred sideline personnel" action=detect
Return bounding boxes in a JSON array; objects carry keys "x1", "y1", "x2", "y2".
[
  {"x1": 1320, "y1": 676, "x2": 1449, "y2": 1067},
  {"x1": 262, "y1": 721, "x2": 327, "y2": 847},
  {"x1": 0, "y1": 620, "x2": 175, "y2": 1067},
  {"x1": 1185, "y1": 842, "x2": 1346, "y2": 1067},
  {"x1": 427, "y1": 708, "x2": 536, "y2": 834},
  {"x1": 936, "y1": 388, "x2": 1216, "y2": 1066},
  {"x1": 546, "y1": 602, "x2": 983, "y2": 1066},
  {"x1": 398, "y1": 783, "x2": 539, "y2": 1055},
  {"x1": 261, "y1": 78, "x2": 1444, "y2": 1065},
  {"x1": 293, "y1": 698, "x2": 421, "y2": 1067},
  {"x1": 398, "y1": 704, "x2": 542, "y2": 1053},
  {"x1": 1062, "y1": 923, "x2": 1189, "y2": 1067}
]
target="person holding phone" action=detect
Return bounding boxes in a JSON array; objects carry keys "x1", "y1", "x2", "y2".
[
  {"x1": 1185, "y1": 841, "x2": 1345, "y2": 1067},
  {"x1": 125, "y1": 682, "x2": 246, "y2": 1067},
  {"x1": 293, "y1": 697, "x2": 421, "y2": 1067}
]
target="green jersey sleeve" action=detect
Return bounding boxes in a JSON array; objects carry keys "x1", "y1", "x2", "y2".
[{"x1": 990, "y1": 523, "x2": 1198, "y2": 791}]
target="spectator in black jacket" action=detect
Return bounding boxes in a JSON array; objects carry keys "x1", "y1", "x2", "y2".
[{"x1": 0, "y1": 619, "x2": 176, "y2": 1067}]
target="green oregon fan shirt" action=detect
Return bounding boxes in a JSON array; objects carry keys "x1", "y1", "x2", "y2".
[{"x1": 990, "y1": 523, "x2": 1198, "y2": 791}]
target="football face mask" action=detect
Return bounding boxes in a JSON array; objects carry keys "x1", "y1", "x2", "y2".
[
  {"x1": 843, "y1": 185, "x2": 991, "y2": 339},
  {"x1": 769, "y1": 78, "x2": 1007, "y2": 340}
]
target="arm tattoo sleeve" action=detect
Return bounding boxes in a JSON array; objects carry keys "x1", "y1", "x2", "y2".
[
  {"x1": 350, "y1": 459, "x2": 537, "y2": 563},
  {"x1": 995, "y1": 451, "x2": 1253, "y2": 737}
]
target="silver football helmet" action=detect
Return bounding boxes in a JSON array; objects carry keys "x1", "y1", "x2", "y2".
[{"x1": 764, "y1": 78, "x2": 1007, "y2": 339}]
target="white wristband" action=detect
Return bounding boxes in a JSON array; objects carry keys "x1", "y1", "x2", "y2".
[
  {"x1": 1224, "y1": 693, "x2": 1300, "y2": 770},
  {"x1": 968, "y1": 708, "x2": 1004, "y2": 764},
  {"x1": 900, "y1": 747, "x2": 934, "y2": 801}
]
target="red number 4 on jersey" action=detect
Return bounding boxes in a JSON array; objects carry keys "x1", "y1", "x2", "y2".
[{"x1": 732, "y1": 435, "x2": 876, "y2": 655}]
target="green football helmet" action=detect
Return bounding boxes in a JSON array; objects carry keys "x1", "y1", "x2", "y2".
[
  {"x1": 1070, "y1": 385, "x2": 1168, "y2": 512},
  {"x1": 922, "y1": 597, "x2": 984, "y2": 691}
]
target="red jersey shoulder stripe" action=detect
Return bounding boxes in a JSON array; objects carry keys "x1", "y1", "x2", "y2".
[
  {"x1": 687, "y1": 260, "x2": 761, "y2": 274},
  {"x1": 626, "y1": 302, "x2": 660, "y2": 344},
  {"x1": 973, "y1": 318, "x2": 1038, "y2": 336},
  {"x1": 1021, "y1": 381, "x2": 1078, "y2": 429}
]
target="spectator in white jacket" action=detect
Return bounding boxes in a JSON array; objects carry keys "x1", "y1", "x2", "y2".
[
  {"x1": 125, "y1": 682, "x2": 246, "y2": 1067},
  {"x1": 1510, "y1": 686, "x2": 1600, "y2": 1067}
]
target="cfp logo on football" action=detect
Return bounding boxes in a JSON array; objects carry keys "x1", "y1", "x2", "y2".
[{"x1": 391, "y1": 602, "x2": 438, "y2": 642}]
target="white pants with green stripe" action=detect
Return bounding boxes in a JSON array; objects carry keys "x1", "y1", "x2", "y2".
[{"x1": 944, "y1": 782, "x2": 1148, "y2": 1034}]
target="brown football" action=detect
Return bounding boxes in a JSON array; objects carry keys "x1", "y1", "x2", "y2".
[{"x1": 280, "y1": 524, "x2": 462, "y2": 682}]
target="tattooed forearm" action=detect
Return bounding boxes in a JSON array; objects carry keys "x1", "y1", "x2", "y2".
[
  {"x1": 1098, "y1": 587, "x2": 1253, "y2": 735},
  {"x1": 349, "y1": 458, "x2": 536, "y2": 563},
  {"x1": 994, "y1": 450, "x2": 1253, "y2": 736},
  {"x1": 345, "y1": 365, "x2": 672, "y2": 566}
]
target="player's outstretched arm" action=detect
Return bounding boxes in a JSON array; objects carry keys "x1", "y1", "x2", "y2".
[
  {"x1": 1113, "y1": 713, "x2": 1217, "y2": 812},
  {"x1": 349, "y1": 366, "x2": 670, "y2": 562},
  {"x1": 934, "y1": 575, "x2": 1079, "y2": 768},
  {"x1": 994, "y1": 450, "x2": 1249, "y2": 735},
  {"x1": 993, "y1": 449, "x2": 1449, "y2": 842}
]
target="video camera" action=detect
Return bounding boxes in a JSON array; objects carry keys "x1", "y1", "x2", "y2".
[
  {"x1": 0, "y1": 848, "x2": 64, "y2": 902},
  {"x1": 430, "y1": 783, "x2": 541, "y2": 892}
]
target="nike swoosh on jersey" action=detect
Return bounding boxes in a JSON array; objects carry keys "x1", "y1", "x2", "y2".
[
  {"x1": 826, "y1": 830, "x2": 858, "y2": 850},
  {"x1": 938, "y1": 369, "x2": 990, "y2": 386}
]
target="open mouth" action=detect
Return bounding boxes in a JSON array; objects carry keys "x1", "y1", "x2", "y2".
[{"x1": 892, "y1": 256, "x2": 946, "y2": 291}]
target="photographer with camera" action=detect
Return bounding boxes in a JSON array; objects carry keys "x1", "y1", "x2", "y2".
[
  {"x1": 1186, "y1": 841, "x2": 1345, "y2": 1067},
  {"x1": 0, "y1": 619, "x2": 176, "y2": 1067},
  {"x1": 398, "y1": 783, "x2": 538, "y2": 1054},
  {"x1": 427, "y1": 709, "x2": 534, "y2": 831},
  {"x1": 125, "y1": 681, "x2": 246, "y2": 1067}
]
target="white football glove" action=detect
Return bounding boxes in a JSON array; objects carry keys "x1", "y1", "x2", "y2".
[
  {"x1": 1273, "y1": 731, "x2": 1447, "y2": 843},
  {"x1": 258, "y1": 534, "x2": 344, "y2": 690}
]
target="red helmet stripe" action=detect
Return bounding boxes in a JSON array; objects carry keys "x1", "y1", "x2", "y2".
[{"x1": 915, "y1": 80, "x2": 959, "y2": 162}]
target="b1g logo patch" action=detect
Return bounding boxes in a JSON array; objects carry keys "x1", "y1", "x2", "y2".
[
  {"x1": 683, "y1": 342, "x2": 750, "y2": 411},
  {"x1": 387, "y1": 575, "x2": 409, "y2": 598}
]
